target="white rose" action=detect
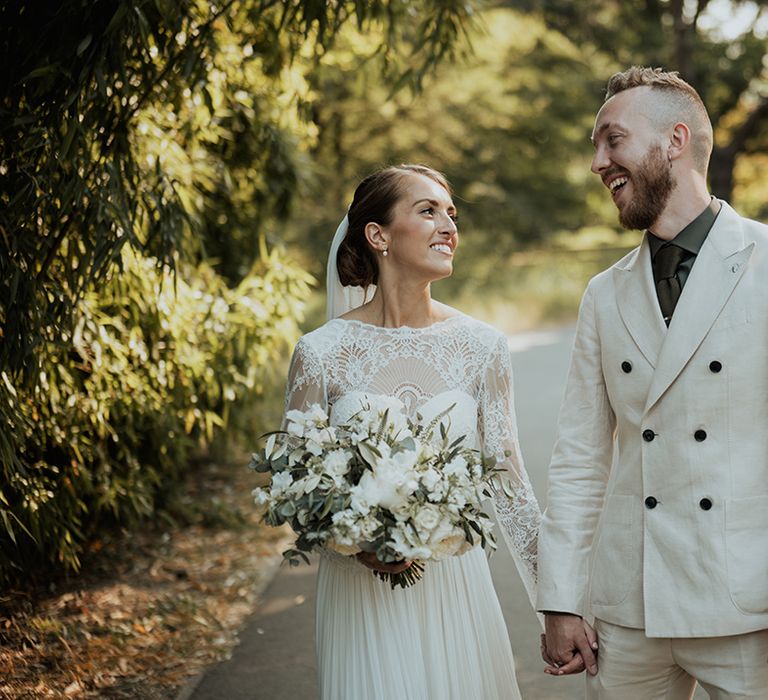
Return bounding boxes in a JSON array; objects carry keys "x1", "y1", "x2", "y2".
[
  {"x1": 388, "y1": 527, "x2": 428, "y2": 560},
  {"x1": 429, "y1": 532, "x2": 466, "y2": 559},
  {"x1": 370, "y1": 460, "x2": 406, "y2": 510},
  {"x1": 413, "y1": 504, "x2": 441, "y2": 537},
  {"x1": 322, "y1": 449, "x2": 352, "y2": 478}
]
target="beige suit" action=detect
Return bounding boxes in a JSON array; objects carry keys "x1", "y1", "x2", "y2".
[{"x1": 537, "y1": 202, "x2": 768, "y2": 640}]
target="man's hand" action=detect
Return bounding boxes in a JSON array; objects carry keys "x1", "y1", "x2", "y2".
[{"x1": 542, "y1": 613, "x2": 598, "y2": 676}]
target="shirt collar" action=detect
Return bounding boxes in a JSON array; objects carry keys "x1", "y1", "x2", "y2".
[{"x1": 648, "y1": 197, "x2": 721, "y2": 258}]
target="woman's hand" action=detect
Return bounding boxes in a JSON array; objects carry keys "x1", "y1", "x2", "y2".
[{"x1": 355, "y1": 552, "x2": 412, "y2": 574}]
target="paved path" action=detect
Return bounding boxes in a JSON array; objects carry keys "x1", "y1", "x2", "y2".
[{"x1": 182, "y1": 325, "x2": 704, "y2": 699}]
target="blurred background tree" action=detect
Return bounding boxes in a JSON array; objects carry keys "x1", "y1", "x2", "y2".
[
  {"x1": 286, "y1": 0, "x2": 767, "y2": 324},
  {"x1": 1, "y1": 0, "x2": 765, "y2": 585},
  {"x1": 514, "y1": 0, "x2": 768, "y2": 208}
]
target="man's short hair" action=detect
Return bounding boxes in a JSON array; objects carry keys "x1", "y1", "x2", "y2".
[{"x1": 605, "y1": 66, "x2": 713, "y2": 174}]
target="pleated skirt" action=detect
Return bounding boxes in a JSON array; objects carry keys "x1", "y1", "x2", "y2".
[{"x1": 315, "y1": 546, "x2": 522, "y2": 700}]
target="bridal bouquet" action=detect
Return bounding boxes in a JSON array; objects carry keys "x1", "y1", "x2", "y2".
[{"x1": 249, "y1": 396, "x2": 502, "y2": 588}]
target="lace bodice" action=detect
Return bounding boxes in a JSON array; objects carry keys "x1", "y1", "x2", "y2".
[{"x1": 283, "y1": 314, "x2": 540, "y2": 606}]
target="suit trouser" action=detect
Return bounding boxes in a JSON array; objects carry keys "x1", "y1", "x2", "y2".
[{"x1": 585, "y1": 619, "x2": 768, "y2": 699}]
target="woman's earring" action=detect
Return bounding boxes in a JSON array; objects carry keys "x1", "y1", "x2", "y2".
[{"x1": 382, "y1": 248, "x2": 388, "y2": 257}]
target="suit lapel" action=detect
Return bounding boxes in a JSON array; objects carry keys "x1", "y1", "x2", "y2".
[
  {"x1": 613, "y1": 236, "x2": 666, "y2": 368},
  {"x1": 644, "y1": 203, "x2": 753, "y2": 412}
]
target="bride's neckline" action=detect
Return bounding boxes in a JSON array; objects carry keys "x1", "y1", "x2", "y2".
[{"x1": 332, "y1": 314, "x2": 465, "y2": 333}]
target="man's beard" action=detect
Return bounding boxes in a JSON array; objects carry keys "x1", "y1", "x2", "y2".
[{"x1": 618, "y1": 145, "x2": 676, "y2": 230}]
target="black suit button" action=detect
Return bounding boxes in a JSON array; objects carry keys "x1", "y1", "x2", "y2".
[
  {"x1": 621, "y1": 361, "x2": 632, "y2": 373},
  {"x1": 699, "y1": 497, "x2": 713, "y2": 511},
  {"x1": 645, "y1": 496, "x2": 658, "y2": 509},
  {"x1": 694, "y1": 429, "x2": 707, "y2": 442},
  {"x1": 642, "y1": 429, "x2": 655, "y2": 442},
  {"x1": 709, "y1": 361, "x2": 722, "y2": 373}
]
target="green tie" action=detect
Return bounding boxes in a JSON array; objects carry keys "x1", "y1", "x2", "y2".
[{"x1": 654, "y1": 244, "x2": 686, "y2": 325}]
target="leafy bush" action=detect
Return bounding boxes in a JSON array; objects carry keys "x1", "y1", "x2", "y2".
[{"x1": 0, "y1": 245, "x2": 312, "y2": 585}]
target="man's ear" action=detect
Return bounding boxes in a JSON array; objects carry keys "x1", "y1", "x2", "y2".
[
  {"x1": 364, "y1": 222, "x2": 389, "y2": 254},
  {"x1": 668, "y1": 122, "x2": 691, "y2": 162}
]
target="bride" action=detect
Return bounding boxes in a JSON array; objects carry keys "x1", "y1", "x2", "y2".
[{"x1": 283, "y1": 164, "x2": 541, "y2": 699}]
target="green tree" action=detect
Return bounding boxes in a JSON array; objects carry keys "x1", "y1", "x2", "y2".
[
  {"x1": 285, "y1": 8, "x2": 611, "y2": 275},
  {"x1": 514, "y1": 0, "x2": 768, "y2": 202},
  {"x1": 0, "y1": 0, "x2": 476, "y2": 381},
  {"x1": 0, "y1": 0, "x2": 476, "y2": 584}
]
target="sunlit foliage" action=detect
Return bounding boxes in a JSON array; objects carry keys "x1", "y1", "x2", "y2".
[{"x1": 0, "y1": 0, "x2": 475, "y2": 584}]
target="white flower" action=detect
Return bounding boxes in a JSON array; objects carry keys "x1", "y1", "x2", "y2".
[
  {"x1": 445, "y1": 455, "x2": 469, "y2": 479},
  {"x1": 349, "y1": 488, "x2": 372, "y2": 516},
  {"x1": 353, "y1": 396, "x2": 409, "y2": 435},
  {"x1": 285, "y1": 408, "x2": 308, "y2": 425},
  {"x1": 420, "y1": 467, "x2": 442, "y2": 491},
  {"x1": 358, "y1": 514, "x2": 380, "y2": 541},
  {"x1": 307, "y1": 403, "x2": 327, "y2": 423},
  {"x1": 447, "y1": 487, "x2": 468, "y2": 510},
  {"x1": 322, "y1": 449, "x2": 352, "y2": 478},
  {"x1": 305, "y1": 428, "x2": 329, "y2": 456},
  {"x1": 413, "y1": 504, "x2": 441, "y2": 537},
  {"x1": 270, "y1": 470, "x2": 293, "y2": 496},
  {"x1": 329, "y1": 509, "x2": 364, "y2": 554},
  {"x1": 388, "y1": 528, "x2": 431, "y2": 560},
  {"x1": 430, "y1": 530, "x2": 468, "y2": 559},
  {"x1": 252, "y1": 487, "x2": 270, "y2": 516},
  {"x1": 253, "y1": 392, "x2": 498, "y2": 576},
  {"x1": 287, "y1": 421, "x2": 305, "y2": 438},
  {"x1": 350, "y1": 470, "x2": 389, "y2": 510},
  {"x1": 285, "y1": 404, "x2": 328, "y2": 436},
  {"x1": 426, "y1": 478, "x2": 447, "y2": 502},
  {"x1": 360, "y1": 453, "x2": 420, "y2": 511}
]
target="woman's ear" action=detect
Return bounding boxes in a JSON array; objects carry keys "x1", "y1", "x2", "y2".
[{"x1": 364, "y1": 222, "x2": 389, "y2": 255}]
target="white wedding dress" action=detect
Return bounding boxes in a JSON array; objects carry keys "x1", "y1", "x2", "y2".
[{"x1": 284, "y1": 314, "x2": 540, "y2": 700}]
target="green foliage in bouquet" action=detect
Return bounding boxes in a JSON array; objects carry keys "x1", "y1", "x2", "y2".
[{"x1": 250, "y1": 401, "x2": 505, "y2": 589}]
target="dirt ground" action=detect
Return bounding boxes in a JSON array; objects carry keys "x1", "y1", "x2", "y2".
[{"x1": 0, "y1": 456, "x2": 290, "y2": 699}]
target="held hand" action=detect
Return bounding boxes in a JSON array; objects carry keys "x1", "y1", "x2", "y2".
[
  {"x1": 355, "y1": 552, "x2": 412, "y2": 575},
  {"x1": 541, "y1": 631, "x2": 587, "y2": 675},
  {"x1": 542, "y1": 613, "x2": 598, "y2": 677}
]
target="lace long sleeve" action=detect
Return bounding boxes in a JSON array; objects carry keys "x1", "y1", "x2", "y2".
[
  {"x1": 478, "y1": 334, "x2": 541, "y2": 610},
  {"x1": 283, "y1": 338, "x2": 327, "y2": 419}
]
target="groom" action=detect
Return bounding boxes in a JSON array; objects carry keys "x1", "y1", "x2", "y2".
[{"x1": 537, "y1": 66, "x2": 768, "y2": 697}]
